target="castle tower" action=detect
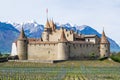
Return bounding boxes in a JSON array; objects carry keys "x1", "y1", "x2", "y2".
[
  {"x1": 57, "y1": 28, "x2": 69, "y2": 60},
  {"x1": 49, "y1": 19, "x2": 56, "y2": 31},
  {"x1": 100, "y1": 30, "x2": 110, "y2": 58},
  {"x1": 17, "y1": 27, "x2": 28, "y2": 60},
  {"x1": 42, "y1": 19, "x2": 51, "y2": 41}
]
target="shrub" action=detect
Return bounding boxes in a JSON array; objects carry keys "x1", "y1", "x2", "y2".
[
  {"x1": 99, "y1": 57, "x2": 108, "y2": 61},
  {"x1": 89, "y1": 53, "x2": 96, "y2": 59},
  {"x1": 110, "y1": 53, "x2": 120, "y2": 63},
  {"x1": 2, "y1": 54, "x2": 9, "y2": 58}
]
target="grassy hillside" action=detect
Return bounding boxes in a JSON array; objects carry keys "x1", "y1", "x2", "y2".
[{"x1": 0, "y1": 60, "x2": 120, "y2": 80}]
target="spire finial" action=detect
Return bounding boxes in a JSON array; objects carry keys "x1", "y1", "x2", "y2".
[
  {"x1": 18, "y1": 27, "x2": 27, "y2": 39},
  {"x1": 46, "y1": 8, "x2": 48, "y2": 20},
  {"x1": 45, "y1": 8, "x2": 51, "y2": 28}
]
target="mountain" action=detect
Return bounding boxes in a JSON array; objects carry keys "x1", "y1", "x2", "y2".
[
  {"x1": 0, "y1": 22, "x2": 19, "y2": 53},
  {"x1": 12, "y1": 21, "x2": 44, "y2": 38},
  {"x1": 0, "y1": 21, "x2": 120, "y2": 53}
]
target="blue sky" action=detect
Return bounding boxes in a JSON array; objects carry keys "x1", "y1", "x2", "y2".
[{"x1": 0, "y1": 0, "x2": 120, "y2": 45}]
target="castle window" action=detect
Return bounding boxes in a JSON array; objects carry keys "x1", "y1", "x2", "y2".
[
  {"x1": 48, "y1": 51, "x2": 50, "y2": 54},
  {"x1": 66, "y1": 43, "x2": 67, "y2": 45},
  {"x1": 74, "y1": 46, "x2": 76, "y2": 49},
  {"x1": 104, "y1": 54, "x2": 105, "y2": 57},
  {"x1": 80, "y1": 44, "x2": 81, "y2": 47},
  {"x1": 69, "y1": 46, "x2": 70, "y2": 49},
  {"x1": 106, "y1": 50, "x2": 108, "y2": 52},
  {"x1": 105, "y1": 44, "x2": 107, "y2": 47},
  {"x1": 67, "y1": 34, "x2": 69, "y2": 37},
  {"x1": 86, "y1": 44, "x2": 88, "y2": 47},
  {"x1": 88, "y1": 44, "x2": 90, "y2": 47},
  {"x1": 88, "y1": 39, "x2": 90, "y2": 42}
]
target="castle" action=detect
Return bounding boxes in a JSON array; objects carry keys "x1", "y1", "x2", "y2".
[{"x1": 11, "y1": 19, "x2": 110, "y2": 61}]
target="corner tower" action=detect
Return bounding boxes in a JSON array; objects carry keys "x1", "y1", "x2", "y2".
[
  {"x1": 57, "y1": 28, "x2": 69, "y2": 60},
  {"x1": 100, "y1": 30, "x2": 110, "y2": 58},
  {"x1": 17, "y1": 27, "x2": 28, "y2": 60}
]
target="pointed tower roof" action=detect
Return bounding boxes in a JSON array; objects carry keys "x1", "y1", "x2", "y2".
[
  {"x1": 100, "y1": 30, "x2": 109, "y2": 44},
  {"x1": 18, "y1": 27, "x2": 27, "y2": 39},
  {"x1": 59, "y1": 28, "x2": 68, "y2": 42},
  {"x1": 49, "y1": 19, "x2": 56, "y2": 31},
  {"x1": 45, "y1": 19, "x2": 50, "y2": 28}
]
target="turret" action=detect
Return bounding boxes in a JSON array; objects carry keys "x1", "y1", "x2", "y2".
[
  {"x1": 49, "y1": 19, "x2": 56, "y2": 31},
  {"x1": 57, "y1": 28, "x2": 69, "y2": 60},
  {"x1": 17, "y1": 27, "x2": 28, "y2": 60},
  {"x1": 42, "y1": 19, "x2": 51, "y2": 41},
  {"x1": 100, "y1": 30, "x2": 110, "y2": 58}
]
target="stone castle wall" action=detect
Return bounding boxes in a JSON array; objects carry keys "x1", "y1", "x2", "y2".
[
  {"x1": 28, "y1": 43, "x2": 58, "y2": 60},
  {"x1": 27, "y1": 41, "x2": 100, "y2": 60},
  {"x1": 69, "y1": 43, "x2": 100, "y2": 59}
]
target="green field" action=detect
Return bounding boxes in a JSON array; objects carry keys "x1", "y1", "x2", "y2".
[{"x1": 0, "y1": 60, "x2": 120, "y2": 80}]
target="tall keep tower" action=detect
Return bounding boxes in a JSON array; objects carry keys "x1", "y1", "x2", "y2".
[
  {"x1": 42, "y1": 19, "x2": 51, "y2": 41},
  {"x1": 57, "y1": 28, "x2": 69, "y2": 60},
  {"x1": 100, "y1": 30, "x2": 110, "y2": 58},
  {"x1": 17, "y1": 27, "x2": 28, "y2": 60}
]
